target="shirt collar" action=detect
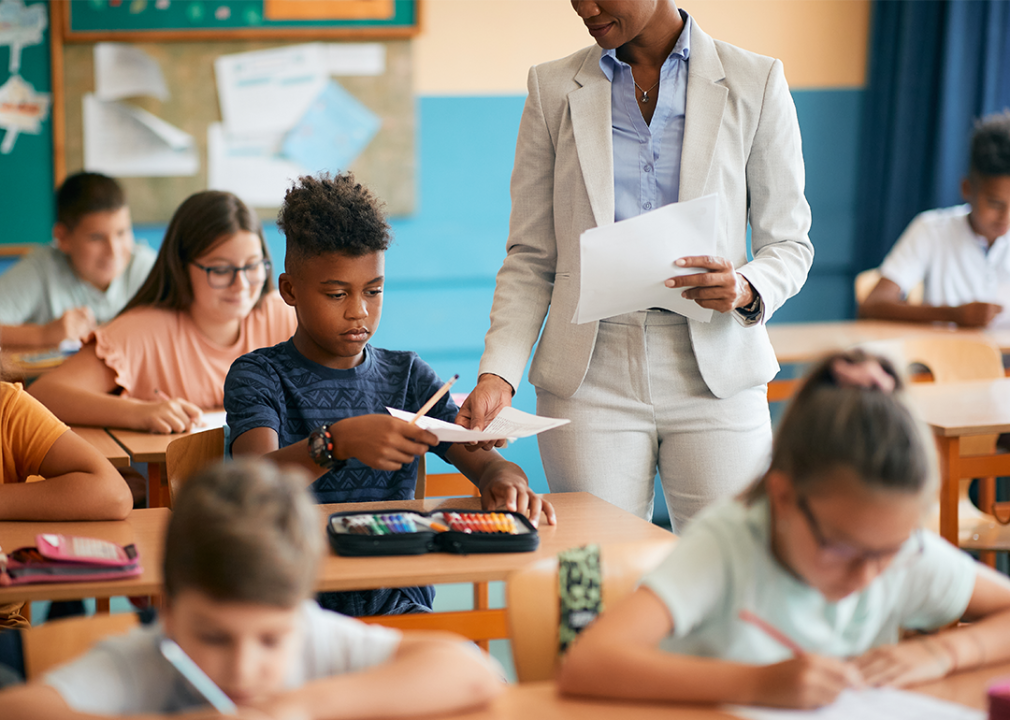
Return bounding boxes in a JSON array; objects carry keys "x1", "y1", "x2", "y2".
[{"x1": 599, "y1": 10, "x2": 692, "y2": 81}]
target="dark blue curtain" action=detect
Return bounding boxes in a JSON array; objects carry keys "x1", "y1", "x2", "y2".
[{"x1": 855, "y1": 0, "x2": 1010, "y2": 272}]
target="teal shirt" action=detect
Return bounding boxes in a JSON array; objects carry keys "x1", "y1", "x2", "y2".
[
  {"x1": 642, "y1": 497, "x2": 976, "y2": 663},
  {"x1": 0, "y1": 244, "x2": 156, "y2": 326}
]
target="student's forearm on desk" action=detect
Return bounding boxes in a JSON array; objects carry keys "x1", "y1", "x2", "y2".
[
  {"x1": 230, "y1": 427, "x2": 327, "y2": 479},
  {"x1": 0, "y1": 323, "x2": 53, "y2": 347},
  {"x1": 28, "y1": 382, "x2": 150, "y2": 429},
  {"x1": 858, "y1": 300, "x2": 960, "y2": 324}
]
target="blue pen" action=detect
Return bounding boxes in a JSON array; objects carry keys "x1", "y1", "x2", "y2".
[{"x1": 160, "y1": 638, "x2": 237, "y2": 714}]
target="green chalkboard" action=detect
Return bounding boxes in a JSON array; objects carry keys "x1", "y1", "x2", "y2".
[{"x1": 65, "y1": 0, "x2": 418, "y2": 40}]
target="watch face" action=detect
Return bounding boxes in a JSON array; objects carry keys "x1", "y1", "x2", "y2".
[{"x1": 309, "y1": 431, "x2": 325, "y2": 455}]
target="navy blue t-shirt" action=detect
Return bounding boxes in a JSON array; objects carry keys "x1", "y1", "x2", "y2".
[{"x1": 224, "y1": 340, "x2": 461, "y2": 615}]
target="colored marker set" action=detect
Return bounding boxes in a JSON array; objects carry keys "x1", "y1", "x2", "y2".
[
  {"x1": 327, "y1": 509, "x2": 539, "y2": 557},
  {"x1": 444, "y1": 512, "x2": 518, "y2": 535}
]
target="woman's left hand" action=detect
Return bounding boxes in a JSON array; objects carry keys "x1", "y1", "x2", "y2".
[
  {"x1": 853, "y1": 638, "x2": 954, "y2": 688},
  {"x1": 666, "y1": 256, "x2": 754, "y2": 313}
]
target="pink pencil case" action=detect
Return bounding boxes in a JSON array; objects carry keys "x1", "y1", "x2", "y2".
[{"x1": 0, "y1": 534, "x2": 141, "y2": 586}]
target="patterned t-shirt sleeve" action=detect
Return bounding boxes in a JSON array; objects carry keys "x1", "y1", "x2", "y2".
[
  {"x1": 408, "y1": 355, "x2": 460, "y2": 461},
  {"x1": 225, "y1": 352, "x2": 284, "y2": 452}
]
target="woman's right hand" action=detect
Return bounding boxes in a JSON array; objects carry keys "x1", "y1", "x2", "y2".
[
  {"x1": 455, "y1": 374, "x2": 514, "y2": 451},
  {"x1": 131, "y1": 396, "x2": 204, "y2": 433},
  {"x1": 754, "y1": 654, "x2": 864, "y2": 709}
]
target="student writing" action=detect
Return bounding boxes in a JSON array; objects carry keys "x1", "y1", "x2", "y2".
[
  {"x1": 1, "y1": 458, "x2": 503, "y2": 718},
  {"x1": 225, "y1": 173, "x2": 555, "y2": 617},
  {"x1": 29, "y1": 191, "x2": 296, "y2": 434},
  {"x1": 558, "y1": 349, "x2": 1010, "y2": 709},
  {"x1": 0, "y1": 172, "x2": 156, "y2": 347},
  {"x1": 860, "y1": 112, "x2": 1010, "y2": 328}
]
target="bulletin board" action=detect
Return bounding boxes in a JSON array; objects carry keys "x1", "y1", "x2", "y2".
[{"x1": 50, "y1": 1, "x2": 418, "y2": 223}]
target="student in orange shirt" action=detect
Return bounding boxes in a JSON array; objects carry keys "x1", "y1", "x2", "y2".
[
  {"x1": 29, "y1": 191, "x2": 296, "y2": 434},
  {"x1": 0, "y1": 377, "x2": 132, "y2": 628}
]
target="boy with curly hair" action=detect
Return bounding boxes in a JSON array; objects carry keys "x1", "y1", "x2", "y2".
[
  {"x1": 225, "y1": 173, "x2": 555, "y2": 617},
  {"x1": 860, "y1": 112, "x2": 1010, "y2": 328}
]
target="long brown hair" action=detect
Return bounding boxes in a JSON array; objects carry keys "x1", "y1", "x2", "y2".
[
  {"x1": 745, "y1": 349, "x2": 936, "y2": 503},
  {"x1": 122, "y1": 191, "x2": 274, "y2": 314}
]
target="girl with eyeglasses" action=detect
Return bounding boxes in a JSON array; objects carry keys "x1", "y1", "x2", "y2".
[
  {"x1": 558, "y1": 349, "x2": 1010, "y2": 710},
  {"x1": 30, "y1": 191, "x2": 296, "y2": 435}
]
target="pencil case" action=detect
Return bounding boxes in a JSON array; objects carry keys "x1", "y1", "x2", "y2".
[
  {"x1": 327, "y1": 509, "x2": 539, "y2": 557},
  {"x1": 0, "y1": 534, "x2": 142, "y2": 586}
]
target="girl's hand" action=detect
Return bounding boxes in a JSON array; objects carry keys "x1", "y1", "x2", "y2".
[
  {"x1": 854, "y1": 637, "x2": 954, "y2": 688},
  {"x1": 755, "y1": 654, "x2": 864, "y2": 709},
  {"x1": 132, "y1": 396, "x2": 203, "y2": 433}
]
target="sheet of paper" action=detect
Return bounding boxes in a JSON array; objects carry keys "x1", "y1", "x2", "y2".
[
  {"x1": 727, "y1": 687, "x2": 984, "y2": 720},
  {"x1": 0, "y1": 73, "x2": 49, "y2": 154},
  {"x1": 385, "y1": 406, "x2": 570, "y2": 444},
  {"x1": 325, "y1": 43, "x2": 386, "y2": 76},
  {"x1": 83, "y1": 94, "x2": 197, "y2": 177},
  {"x1": 214, "y1": 43, "x2": 328, "y2": 136},
  {"x1": 207, "y1": 122, "x2": 307, "y2": 207},
  {"x1": 573, "y1": 193, "x2": 720, "y2": 325},
  {"x1": 0, "y1": 0, "x2": 47, "y2": 74},
  {"x1": 281, "y1": 79, "x2": 381, "y2": 173},
  {"x1": 94, "y1": 43, "x2": 169, "y2": 101},
  {"x1": 196, "y1": 410, "x2": 228, "y2": 431}
]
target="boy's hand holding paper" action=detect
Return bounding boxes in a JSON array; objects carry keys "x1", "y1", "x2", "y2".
[{"x1": 386, "y1": 406, "x2": 570, "y2": 444}]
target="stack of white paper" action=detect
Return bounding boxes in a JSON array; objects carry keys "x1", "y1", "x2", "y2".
[{"x1": 385, "y1": 407, "x2": 570, "y2": 444}]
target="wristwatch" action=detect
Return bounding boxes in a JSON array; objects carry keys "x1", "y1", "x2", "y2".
[{"x1": 308, "y1": 424, "x2": 347, "y2": 471}]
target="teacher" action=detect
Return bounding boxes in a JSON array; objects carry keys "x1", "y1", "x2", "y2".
[{"x1": 457, "y1": 0, "x2": 813, "y2": 528}]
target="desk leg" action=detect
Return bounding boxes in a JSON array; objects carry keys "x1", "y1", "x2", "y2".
[
  {"x1": 937, "y1": 436, "x2": 961, "y2": 547},
  {"x1": 95, "y1": 598, "x2": 110, "y2": 614},
  {"x1": 159, "y1": 462, "x2": 170, "y2": 508},
  {"x1": 147, "y1": 463, "x2": 162, "y2": 509}
]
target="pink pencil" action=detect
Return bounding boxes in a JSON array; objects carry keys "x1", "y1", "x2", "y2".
[{"x1": 739, "y1": 609, "x2": 804, "y2": 655}]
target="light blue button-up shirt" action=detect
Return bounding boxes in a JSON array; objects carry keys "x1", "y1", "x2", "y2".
[{"x1": 600, "y1": 11, "x2": 691, "y2": 224}]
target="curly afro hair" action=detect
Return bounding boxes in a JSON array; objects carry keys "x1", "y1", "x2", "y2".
[
  {"x1": 970, "y1": 111, "x2": 1010, "y2": 179},
  {"x1": 279, "y1": 173, "x2": 391, "y2": 269}
]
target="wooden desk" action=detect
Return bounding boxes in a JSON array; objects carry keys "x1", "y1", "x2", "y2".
[
  {"x1": 0, "y1": 509, "x2": 168, "y2": 603},
  {"x1": 108, "y1": 414, "x2": 224, "y2": 507},
  {"x1": 768, "y1": 320, "x2": 1010, "y2": 365},
  {"x1": 907, "y1": 378, "x2": 1010, "y2": 548},
  {"x1": 1, "y1": 346, "x2": 66, "y2": 382},
  {"x1": 0, "y1": 492, "x2": 671, "y2": 638},
  {"x1": 440, "y1": 664, "x2": 1010, "y2": 719},
  {"x1": 71, "y1": 426, "x2": 130, "y2": 469}
]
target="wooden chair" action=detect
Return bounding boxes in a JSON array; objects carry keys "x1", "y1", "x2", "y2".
[
  {"x1": 358, "y1": 455, "x2": 503, "y2": 645},
  {"x1": 874, "y1": 336, "x2": 1004, "y2": 563},
  {"x1": 854, "y1": 267, "x2": 924, "y2": 305},
  {"x1": 165, "y1": 427, "x2": 226, "y2": 507},
  {"x1": 22, "y1": 612, "x2": 139, "y2": 680},
  {"x1": 505, "y1": 538, "x2": 677, "y2": 683}
]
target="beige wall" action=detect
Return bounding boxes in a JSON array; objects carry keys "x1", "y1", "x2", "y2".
[{"x1": 413, "y1": 0, "x2": 869, "y2": 95}]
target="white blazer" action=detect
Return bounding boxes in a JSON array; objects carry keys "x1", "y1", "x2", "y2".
[{"x1": 479, "y1": 21, "x2": 814, "y2": 400}]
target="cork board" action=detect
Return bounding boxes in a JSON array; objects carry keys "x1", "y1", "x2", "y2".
[{"x1": 61, "y1": 39, "x2": 415, "y2": 223}]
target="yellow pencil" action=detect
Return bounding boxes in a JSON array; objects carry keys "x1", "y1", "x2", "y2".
[{"x1": 409, "y1": 374, "x2": 459, "y2": 425}]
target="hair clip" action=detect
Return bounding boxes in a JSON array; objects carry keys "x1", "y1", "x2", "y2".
[{"x1": 830, "y1": 357, "x2": 897, "y2": 394}]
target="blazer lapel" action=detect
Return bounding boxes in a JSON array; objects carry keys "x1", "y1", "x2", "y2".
[
  {"x1": 680, "y1": 22, "x2": 727, "y2": 201},
  {"x1": 570, "y1": 48, "x2": 615, "y2": 227}
]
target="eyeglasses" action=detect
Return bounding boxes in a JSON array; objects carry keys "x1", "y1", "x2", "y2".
[
  {"x1": 192, "y1": 259, "x2": 271, "y2": 289},
  {"x1": 795, "y1": 494, "x2": 924, "y2": 568}
]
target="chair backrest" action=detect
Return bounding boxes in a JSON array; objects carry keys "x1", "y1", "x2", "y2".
[
  {"x1": 414, "y1": 455, "x2": 479, "y2": 499},
  {"x1": 506, "y1": 538, "x2": 677, "y2": 683},
  {"x1": 854, "y1": 267, "x2": 924, "y2": 305},
  {"x1": 166, "y1": 427, "x2": 226, "y2": 506},
  {"x1": 22, "y1": 612, "x2": 139, "y2": 679}
]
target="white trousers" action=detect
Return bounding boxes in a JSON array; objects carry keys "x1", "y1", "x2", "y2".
[{"x1": 536, "y1": 311, "x2": 772, "y2": 531}]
